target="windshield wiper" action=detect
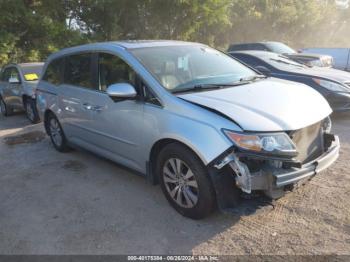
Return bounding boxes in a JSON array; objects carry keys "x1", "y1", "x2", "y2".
[
  {"x1": 173, "y1": 76, "x2": 266, "y2": 94},
  {"x1": 240, "y1": 75, "x2": 266, "y2": 81},
  {"x1": 172, "y1": 83, "x2": 231, "y2": 94}
]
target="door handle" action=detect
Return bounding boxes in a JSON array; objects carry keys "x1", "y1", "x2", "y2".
[
  {"x1": 82, "y1": 103, "x2": 92, "y2": 110},
  {"x1": 83, "y1": 103, "x2": 103, "y2": 112},
  {"x1": 91, "y1": 105, "x2": 103, "y2": 112}
]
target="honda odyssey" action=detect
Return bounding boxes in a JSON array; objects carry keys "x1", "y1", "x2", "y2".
[{"x1": 36, "y1": 41, "x2": 340, "y2": 219}]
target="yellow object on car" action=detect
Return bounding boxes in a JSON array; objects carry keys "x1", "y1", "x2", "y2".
[{"x1": 24, "y1": 73, "x2": 38, "y2": 81}]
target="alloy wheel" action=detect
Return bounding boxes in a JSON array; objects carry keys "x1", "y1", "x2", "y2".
[
  {"x1": 49, "y1": 118, "x2": 63, "y2": 147},
  {"x1": 163, "y1": 158, "x2": 199, "y2": 208}
]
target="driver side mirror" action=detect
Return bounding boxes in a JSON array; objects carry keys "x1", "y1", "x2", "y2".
[
  {"x1": 9, "y1": 76, "x2": 20, "y2": 84},
  {"x1": 254, "y1": 66, "x2": 271, "y2": 76},
  {"x1": 106, "y1": 83, "x2": 137, "y2": 100}
]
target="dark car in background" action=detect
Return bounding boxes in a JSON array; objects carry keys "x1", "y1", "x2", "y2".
[
  {"x1": 228, "y1": 41, "x2": 333, "y2": 67},
  {"x1": 229, "y1": 50, "x2": 350, "y2": 112}
]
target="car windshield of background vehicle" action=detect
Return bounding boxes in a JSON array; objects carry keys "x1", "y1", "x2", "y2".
[
  {"x1": 131, "y1": 45, "x2": 257, "y2": 93},
  {"x1": 21, "y1": 65, "x2": 43, "y2": 81},
  {"x1": 265, "y1": 42, "x2": 296, "y2": 54}
]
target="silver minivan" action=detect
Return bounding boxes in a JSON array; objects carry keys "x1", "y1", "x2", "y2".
[
  {"x1": 0, "y1": 63, "x2": 44, "y2": 123},
  {"x1": 36, "y1": 41, "x2": 340, "y2": 219}
]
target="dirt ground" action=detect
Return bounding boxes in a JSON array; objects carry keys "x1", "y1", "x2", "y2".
[{"x1": 0, "y1": 112, "x2": 349, "y2": 255}]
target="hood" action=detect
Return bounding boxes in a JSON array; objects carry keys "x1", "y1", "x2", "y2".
[
  {"x1": 285, "y1": 66, "x2": 350, "y2": 84},
  {"x1": 178, "y1": 78, "x2": 332, "y2": 132}
]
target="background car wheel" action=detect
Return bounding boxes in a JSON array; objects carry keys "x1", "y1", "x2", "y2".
[
  {"x1": 47, "y1": 113, "x2": 70, "y2": 152},
  {"x1": 25, "y1": 98, "x2": 40, "y2": 123},
  {"x1": 156, "y1": 143, "x2": 216, "y2": 219},
  {"x1": 0, "y1": 97, "x2": 10, "y2": 117}
]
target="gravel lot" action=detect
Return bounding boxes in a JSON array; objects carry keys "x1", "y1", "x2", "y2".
[{"x1": 0, "y1": 113, "x2": 349, "y2": 255}]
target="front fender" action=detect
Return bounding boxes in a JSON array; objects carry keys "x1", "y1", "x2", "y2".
[{"x1": 143, "y1": 104, "x2": 240, "y2": 166}]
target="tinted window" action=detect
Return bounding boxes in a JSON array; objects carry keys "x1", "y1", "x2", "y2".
[
  {"x1": 98, "y1": 53, "x2": 136, "y2": 91},
  {"x1": 7, "y1": 67, "x2": 20, "y2": 82},
  {"x1": 233, "y1": 54, "x2": 266, "y2": 67},
  {"x1": 264, "y1": 43, "x2": 296, "y2": 54},
  {"x1": 228, "y1": 44, "x2": 249, "y2": 51},
  {"x1": 43, "y1": 59, "x2": 64, "y2": 85},
  {"x1": 250, "y1": 44, "x2": 268, "y2": 51},
  {"x1": 65, "y1": 53, "x2": 93, "y2": 89},
  {"x1": 1, "y1": 68, "x2": 12, "y2": 81},
  {"x1": 229, "y1": 44, "x2": 268, "y2": 52},
  {"x1": 143, "y1": 84, "x2": 161, "y2": 106}
]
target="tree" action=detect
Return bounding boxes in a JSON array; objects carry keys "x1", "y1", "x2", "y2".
[{"x1": 0, "y1": 0, "x2": 84, "y2": 65}]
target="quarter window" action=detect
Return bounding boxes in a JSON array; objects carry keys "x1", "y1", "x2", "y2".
[
  {"x1": 6, "y1": 67, "x2": 20, "y2": 83},
  {"x1": 65, "y1": 53, "x2": 94, "y2": 89},
  {"x1": 98, "y1": 53, "x2": 136, "y2": 91},
  {"x1": 42, "y1": 59, "x2": 64, "y2": 85},
  {"x1": 1, "y1": 68, "x2": 12, "y2": 81}
]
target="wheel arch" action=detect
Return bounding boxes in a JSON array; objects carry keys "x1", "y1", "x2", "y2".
[{"x1": 148, "y1": 138, "x2": 209, "y2": 185}]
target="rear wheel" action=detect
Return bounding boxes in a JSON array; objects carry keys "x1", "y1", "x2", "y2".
[
  {"x1": 25, "y1": 98, "x2": 40, "y2": 123},
  {"x1": 47, "y1": 113, "x2": 70, "y2": 152},
  {"x1": 0, "y1": 97, "x2": 9, "y2": 117},
  {"x1": 156, "y1": 143, "x2": 216, "y2": 219}
]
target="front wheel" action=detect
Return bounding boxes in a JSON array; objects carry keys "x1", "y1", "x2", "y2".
[
  {"x1": 25, "y1": 98, "x2": 40, "y2": 123},
  {"x1": 156, "y1": 143, "x2": 216, "y2": 219},
  {"x1": 47, "y1": 113, "x2": 70, "y2": 152}
]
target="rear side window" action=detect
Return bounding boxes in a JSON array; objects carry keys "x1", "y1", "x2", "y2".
[
  {"x1": 64, "y1": 53, "x2": 94, "y2": 89},
  {"x1": 42, "y1": 59, "x2": 64, "y2": 85},
  {"x1": 1, "y1": 68, "x2": 12, "y2": 81},
  {"x1": 7, "y1": 67, "x2": 21, "y2": 82},
  {"x1": 98, "y1": 53, "x2": 137, "y2": 91},
  {"x1": 229, "y1": 44, "x2": 268, "y2": 52},
  {"x1": 228, "y1": 44, "x2": 248, "y2": 52},
  {"x1": 250, "y1": 44, "x2": 268, "y2": 51}
]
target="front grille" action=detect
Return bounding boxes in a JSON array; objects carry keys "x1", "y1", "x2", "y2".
[
  {"x1": 345, "y1": 82, "x2": 350, "y2": 88},
  {"x1": 289, "y1": 121, "x2": 324, "y2": 164}
]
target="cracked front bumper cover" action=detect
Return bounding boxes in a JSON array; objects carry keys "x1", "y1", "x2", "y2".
[
  {"x1": 215, "y1": 135, "x2": 340, "y2": 197},
  {"x1": 273, "y1": 135, "x2": 340, "y2": 187}
]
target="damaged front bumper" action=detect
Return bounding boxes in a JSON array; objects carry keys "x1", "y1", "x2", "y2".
[{"x1": 214, "y1": 135, "x2": 340, "y2": 199}]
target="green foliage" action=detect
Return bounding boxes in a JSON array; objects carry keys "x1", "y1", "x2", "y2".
[{"x1": 0, "y1": 0, "x2": 349, "y2": 66}]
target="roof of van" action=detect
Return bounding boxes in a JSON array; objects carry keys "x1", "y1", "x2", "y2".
[
  {"x1": 45, "y1": 40, "x2": 205, "y2": 62},
  {"x1": 111, "y1": 40, "x2": 200, "y2": 49},
  {"x1": 59, "y1": 40, "x2": 201, "y2": 52}
]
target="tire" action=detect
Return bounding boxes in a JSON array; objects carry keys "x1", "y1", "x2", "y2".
[
  {"x1": 46, "y1": 113, "x2": 71, "y2": 152},
  {"x1": 0, "y1": 97, "x2": 10, "y2": 117},
  {"x1": 25, "y1": 98, "x2": 40, "y2": 124},
  {"x1": 156, "y1": 143, "x2": 216, "y2": 219}
]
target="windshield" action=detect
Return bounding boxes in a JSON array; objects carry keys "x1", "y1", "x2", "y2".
[
  {"x1": 21, "y1": 64, "x2": 43, "y2": 81},
  {"x1": 265, "y1": 42, "x2": 296, "y2": 54},
  {"x1": 131, "y1": 45, "x2": 257, "y2": 92}
]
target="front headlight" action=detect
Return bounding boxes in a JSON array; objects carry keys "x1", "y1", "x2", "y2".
[
  {"x1": 308, "y1": 60, "x2": 323, "y2": 67},
  {"x1": 312, "y1": 78, "x2": 349, "y2": 92},
  {"x1": 322, "y1": 116, "x2": 332, "y2": 133},
  {"x1": 223, "y1": 130, "x2": 297, "y2": 157}
]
